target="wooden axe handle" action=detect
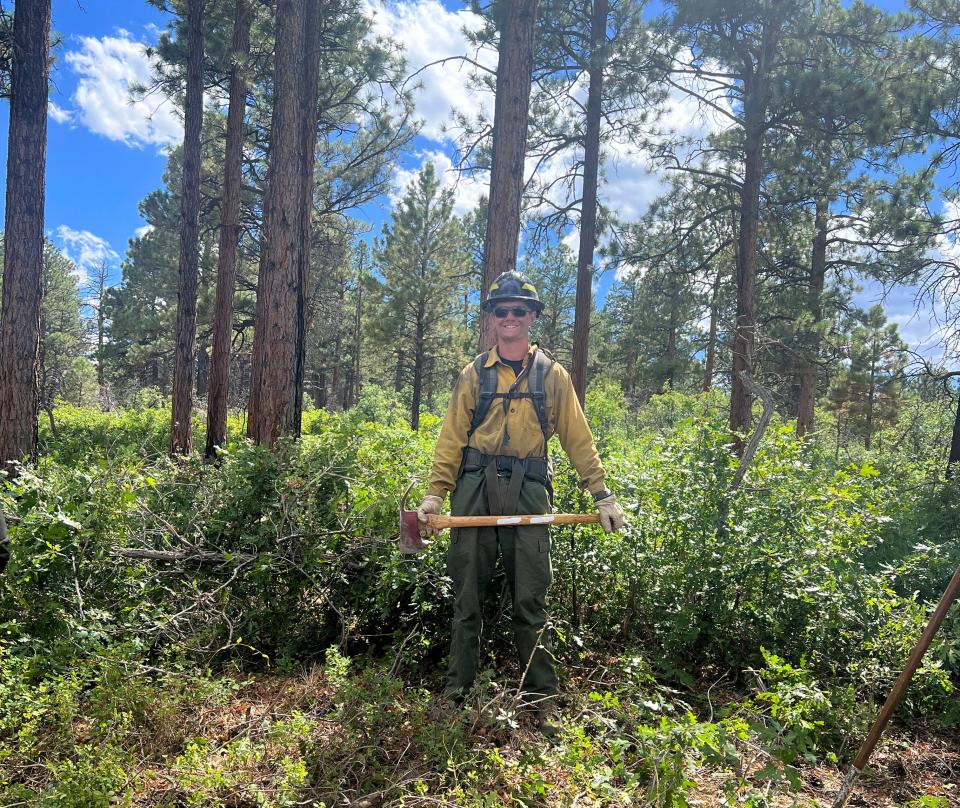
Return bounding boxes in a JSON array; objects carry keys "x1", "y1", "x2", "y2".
[{"x1": 427, "y1": 513, "x2": 600, "y2": 528}]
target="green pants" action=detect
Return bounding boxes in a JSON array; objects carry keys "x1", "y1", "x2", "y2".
[{"x1": 444, "y1": 468, "x2": 558, "y2": 702}]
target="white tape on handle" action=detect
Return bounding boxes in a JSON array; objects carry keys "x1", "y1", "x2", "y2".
[
  {"x1": 528, "y1": 515, "x2": 555, "y2": 524},
  {"x1": 495, "y1": 517, "x2": 522, "y2": 525}
]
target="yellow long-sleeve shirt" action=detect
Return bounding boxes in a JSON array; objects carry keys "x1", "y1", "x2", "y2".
[{"x1": 426, "y1": 345, "x2": 607, "y2": 499}]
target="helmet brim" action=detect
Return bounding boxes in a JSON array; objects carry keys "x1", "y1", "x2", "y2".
[{"x1": 481, "y1": 297, "x2": 544, "y2": 314}]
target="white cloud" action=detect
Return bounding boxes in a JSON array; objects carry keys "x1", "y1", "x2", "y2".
[
  {"x1": 48, "y1": 101, "x2": 73, "y2": 124},
  {"x1": 55, "y1": 225, "x2": 120, "y2": 286},
  {"x1": 64, "y1": 30, "x2": 182, "y2": 149},
  {"x1": 374, "y1": 6, "x2": 731, "y2": 275},
  {"x1": 364, "y1": 0, "x2": 493, "y2": 144},
  {"x1": 392, "y1": 149, "x2": 488, "y2": 216}
]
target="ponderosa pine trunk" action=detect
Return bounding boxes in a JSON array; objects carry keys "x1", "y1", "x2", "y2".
[
  {"x1": 480, "y1": 0, "x2": 538, "y2": 351},
  {"x1": 662, "y1": 293, "x2": 679, "y2": 390},
  {"x1": 730, "y1": 132, "x2": 761, "y2": 451},
  {"x1": 352, "y1": 273, "x2": 362, "y2": 408},
  {"x1": 703, "y1": 267, "x2": 722, "y2": 392},
  {"x1": 170, "y1": 0, "x2": 205, "y2": 455},
  {"x1": 947, "y1": 392, "x2": 960, "y2": 479},
  {"x1": 796, "y1": 196, "x2": 828, "y2": 438},
  {"x1": 248, "y1": 0, "x2": 305, "y2": 445},
  {"x1": 0, "y1": 0, "x2": 51, "y2": 470},
  {"x1": 729, "y1": 32, "x2": 773, "y2": 455},
  {"x1": 571, "y1": 0, "x2": 608, "y2": 405},
  {"x1": 206, "y1": 0, "x2": 252, "y2": 458},
  {"x1": 292, "y1": 0, "x2": 322, "y2": 434},
  {"x1": 411, "y1": 298, "x2": 426, "y2": 430},
  {"x1": 865, "y1": 346, "x2": 877, "y2": 450}
]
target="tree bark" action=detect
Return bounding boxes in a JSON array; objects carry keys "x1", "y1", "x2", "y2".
[
  {"x1": 866, "y1": 343, "x2": 877, "y2": 450},
  {"x1": 329, "y1": 282, "x2": 344, "y2": 411},
  {"x1": 729, "y1": 23, "x2": 774, "y2": 455},
  {"x1": 703, "y1": 267, "x2": 722, "y2": 392},
  {"x1": 0, "y1": 0, "x2": 51, "y2": 470},
  {"x1": 947, "y1": 390, "x2": 960, "y2": 479},
  {"x1": 796, "y1": 195, "x2": 828, "y2": 438},
  {"x1": 571, "y1": 0, "x2": 608, "y2": 405},
  {"x1": 662, "y1": 290, "x2": 679, "y2": 390},
  {"x1": 170, "y1": 0, "x2": 205, "y2": 455},
  {"x1": 411, "y1": 300, "x2": 425, "y2": 430},
  {"x1": 247, "y1": 0, "x2": 306, "y2": 446},
  {"x1": 292, "y1": 0, "x2": 322, "y2": 435},
  {"x1": 480, "y1": 0, "x2": 538, "y2": 351},
  {"x1": 206, "y1": 0, "x2": 252, "y2": 458},
  {"x1": 352, "y1": 271, "x2": 362, "y2": 408}
]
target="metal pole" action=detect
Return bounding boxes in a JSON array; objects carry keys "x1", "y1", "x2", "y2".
[{"x1": 831, "y1": 564, "x2": 960, "y2": 808}]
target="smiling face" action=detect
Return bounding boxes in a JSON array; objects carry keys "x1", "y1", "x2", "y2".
[{"x1": 490, "y1": 300, "x2": 537, "y2": 346}]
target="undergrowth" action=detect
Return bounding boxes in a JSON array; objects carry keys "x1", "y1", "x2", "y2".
[{"x1": 0, "y1": 386, "x2": 957, "y2": 805}]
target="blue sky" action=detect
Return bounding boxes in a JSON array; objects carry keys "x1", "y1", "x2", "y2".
[
  {"x1": 0, "y1": 0, "x2": 950, "y2": 360},
  {"x1": 1, "y1": 1, "x2": 171, "y2": 279}
]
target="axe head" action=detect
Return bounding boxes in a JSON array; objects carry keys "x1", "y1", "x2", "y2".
[{"x1": 399, "y1": 480, "x2": 427, "y2": 555}]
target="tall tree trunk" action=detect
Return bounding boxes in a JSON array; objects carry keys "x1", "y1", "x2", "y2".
[
  {"x1": 796, "y1": 196, "x2": 828, "y2": 438},
  {"x1": 248, "y1": 0, "x2": 306, "y2": 446},
  {"x1": 330, "y1": 281, "x2": 344, "y2": 409},
  {"x1": 947, "y1": 390, "x2": 960, "y2": 479},
  {"x1": 206, "y1": 0, "x2": 252, "y2": 458},
  {"x1": 0, "y1": 0, "x2": 51, "y2": 470},
  {"x1": 170, "y1": 0, "x2": 205, "y2": 455},
  {"x1": 411, "y1": 308, "x2": 425, "y2": 430},
  {"x1": 703, "y1": 267, "x2": 721, "y2": 392},
  {"x1": 352, "y1": 273, "x2": 362, "y2": 408},
  {"x1": 394, "y1": 350, "x2": 405, "y2": 393},
  {"x1": 480, "y1": 0, "x2": 538, "y2": 351},
  {"x1": 729, "y1": 84, "x2": 766, "y2": 454},
  {"x1": 571, "y1": 0, "x2": 608, "y2": 405},
  {"x1": 292, "y1": 0, "x2": 322, "y2": 434},
  {"x1": 195, "y1": 339, "x2": 210, "y2": 399},
  {"x1": 662, "y1": 291, "x2": 679, "y2": 390},
  {"x1": 865, "y1": 349, "x2": 877, "y2": 450}
]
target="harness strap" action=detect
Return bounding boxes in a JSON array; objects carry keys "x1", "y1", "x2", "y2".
[
  {"x1": 483, "y1": 456, "x2": 526, "y2": 516},
  {"x1": 461, "y1": 448, "x2": 549, "y2": 481},
  {"x1": 466, "y1": 346, "x2": 553, "y2": 447}
]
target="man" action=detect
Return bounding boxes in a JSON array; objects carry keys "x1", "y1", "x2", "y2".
[{"x1": 417, "y1": 271, "x2": 625, "y2": 728}]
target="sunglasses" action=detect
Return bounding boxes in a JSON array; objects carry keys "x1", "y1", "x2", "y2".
[{"x1": 493, "y1": 306, "x2": 532, "y2": 318}]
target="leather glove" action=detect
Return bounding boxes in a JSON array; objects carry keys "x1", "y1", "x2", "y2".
[
  {"x1": 416, "y1": 495, "x2": 443, "y2": 537},
  {"x1": 595, "y1": 492, "x2": 625, "y2": 534}
]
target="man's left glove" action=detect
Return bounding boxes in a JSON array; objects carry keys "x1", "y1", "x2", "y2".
[
  {"x1": 595, "y1": 493, "x2": 625, "y2": 534},
  {"x1": 416, "y1": 495, "x2": 444, "y2": 537}
]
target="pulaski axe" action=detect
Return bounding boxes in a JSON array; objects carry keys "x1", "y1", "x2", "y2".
[{"x1": 399, "y1": 480, "x2": 601, "y2": 554}]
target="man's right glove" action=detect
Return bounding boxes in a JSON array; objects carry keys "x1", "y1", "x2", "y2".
[
  {"x1": 416, "y1": 494, "x2": 443, "y2": 537},
  {"x1": 595, "y1": 492, "x2": 625, "y2": 534}
]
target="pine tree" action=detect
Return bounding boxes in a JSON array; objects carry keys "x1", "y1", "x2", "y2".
[
  {"x1": 206, "y1": 0, "x2": 253, "y2": 457},
  {"x1": 38, "y1": 243, "x2": 90, "y2": 430},
  {"x1": 827, "y1": 305, "x2": 907, "y2": 450},
  {"x1": 369, "y1": 163, "x2": 470, "y2": 429},
  {"x1": 0, "y1": 0, "x2": 51, "y2": 468},
  {"x1": 170, "y1": 0, "x2": 206, "y2": 455},
  {"x1": 522, "y1": 244, "x2": 577, "y2": 368},
  {"x1": 481, "y1": 0, "x2": 539, "y2": 350}
]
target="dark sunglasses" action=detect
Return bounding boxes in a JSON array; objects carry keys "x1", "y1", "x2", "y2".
[{"x1": 493, "y1": 306, "x2": 532, "y2": 318}]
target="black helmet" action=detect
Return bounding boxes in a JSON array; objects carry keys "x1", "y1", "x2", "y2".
[{"x1": 482, "y1": 271, "x2": 543, "y2": 313}]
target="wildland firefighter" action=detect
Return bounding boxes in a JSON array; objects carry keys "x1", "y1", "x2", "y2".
[{"x1": 417, "y1": 271, "x2": 625, "y2": 732}]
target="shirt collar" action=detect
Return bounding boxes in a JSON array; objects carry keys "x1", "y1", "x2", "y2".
[{"x1": 486, "y1": 344, "x2": 537, "y2": 368}]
